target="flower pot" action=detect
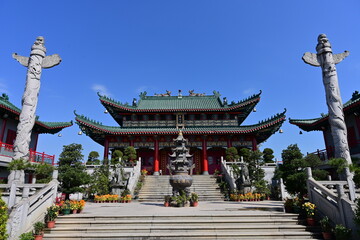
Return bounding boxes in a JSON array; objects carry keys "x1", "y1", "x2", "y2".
[
  {"x1": 47, "y1": 221, "x2": 55, "y2": 228},
  {"x1": 191, "y1": 202, "x2": 198, "y2": 207},
  {"x1": 306, "y1": 218, "x2": 316, "y2": 226},
  {"x1": 34, "y1": 235, "x2": 43, "y2": 240},
  {"x1": 62, "y1": 209, "x2": 71, "y2": 215},
  {"x1": 164, "y1": 202, "x2": 169, "y2": 207},
  {"x1": 77, "y1": 209, "x2": 83, "y2": 213},
  {"x1": 72, "y1": 209, "x2": 77, "y2": 214},
  {"x1": 322, "y1": 232, "x2": 332, "y2": 240}
]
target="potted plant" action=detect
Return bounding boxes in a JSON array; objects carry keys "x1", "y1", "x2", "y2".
[
  {"x1": 164, "y1": 195, "x2": 171, "y2": 207},
  {"x1": 319, "y1": 216, "x2": 332, "y2": 240},
  {"x1": 19, "y1": 232, "x2": 34, "y2": 240},
  {"x1": 70, "y1": 200, "x2": 78, "y2": 214},
  {"x1": 78, "y1": 200, "x2": 86, "y2": 213},
  {"x1": 45, "y1": 205, "x2": 59, "y2": 228},
  {"x1": 190, "y1": 193, "x2": 199, "y2": 207},
  {"x1": 284, "y1": 198, "x2": 294, "y2": 213},
  {"x1": 33, "y1": 221, "x2": 45, "y2": 240},
  {"x1": 334, "y1": 224, "x2": 351, "y2": 240},
  {"x1": 61, "y1": 200, "x2": 71, "y2": 215},
  {"x1": 302, "y1": 202, "x2": 316, "y2": 226}
]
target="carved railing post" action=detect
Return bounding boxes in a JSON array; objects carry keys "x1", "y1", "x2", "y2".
[{"x1": 345, "y1": 167, "x2": 356, "y2": 201}]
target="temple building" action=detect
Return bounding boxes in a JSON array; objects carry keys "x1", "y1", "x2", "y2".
[
  {"x1": 0, "y1": 93, "x2": 73, "y2": 180},
  {"x1": 290, "y1": 91, "x2": 360, "y2": 160},
  {"x1": 75, "y1": 90, "x2": 286, "y2": 175}
]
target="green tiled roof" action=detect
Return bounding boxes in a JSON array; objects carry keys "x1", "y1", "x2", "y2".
[
  {"x1": 98, "y1": 90, "x2": 261, "y2": 112},
  {"x1": 75, "y1": 109, "x2": 286, "y2": 145},
  {"x1": 290, "y1": 91, "x2": 360, "y2": 131},
  {"x1": 0, "y1": 93, "x2": 73, "y2": 133}
]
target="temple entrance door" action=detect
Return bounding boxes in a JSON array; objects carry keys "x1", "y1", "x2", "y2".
[
  {"x1": 137, "y1": 148, "x2": 154, "y2": 174},
  {"x1": 190, "y1": 147, "x2": 202, "y2": 175},
  {"x1": 159, "y1": 148, "x2": 171, "y2": 175},
  {"x1": 207, "y1": 147, "x2": 225, "y2": 174}
]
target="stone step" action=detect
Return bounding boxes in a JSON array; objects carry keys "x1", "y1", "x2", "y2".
[{"x1": 44, "y1": 231, "x2": 320, "y2": 240}]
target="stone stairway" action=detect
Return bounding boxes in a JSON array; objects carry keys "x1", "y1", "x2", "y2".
[
  {"x1": 137, "y1": 175, "x2": 224, "y2": 202},
  {"x1": 43, "y1": 202, "x2": 321, "y2": 240}
]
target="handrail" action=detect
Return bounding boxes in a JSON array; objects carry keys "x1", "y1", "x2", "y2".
[
  {"x1": 0, "y1": 141, "x2": 55, "y2": 165},
  {"x1": 6, "y1": 178, "x2": 58, "y2": 240},
  {"x1": 306, "y1": 167, "x2": 357, "y2": 234},
  {"x1": 220, "y1": 156, "x2": 237, "y2": 191}
]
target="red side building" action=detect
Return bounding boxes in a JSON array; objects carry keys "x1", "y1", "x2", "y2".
[
  {"x1": 75, "y1": 90, "x2": 286, "y2": 175},
  {"x1": 290, "y1": 91, "x2": 360, "y2": 160}
]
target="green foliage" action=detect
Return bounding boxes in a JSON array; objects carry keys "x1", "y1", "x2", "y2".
[
  {"x1": 58, "y1": 143, "x2": 90, "y2": 195},
  {"x1": 355, "y1": 198, "x2": 360, "y2": 231},
  {"x1": 111, "y1": 150, "x2": 123, "y2": 165},
  {"x1": 304, "y1": 154, "x2": 322, "y2": 168},
  {"x1": 334, "y1": 224, "x2": 351, "y2": 240},
  {"x1": 274, "y1": 144, "x2": 312, "y2": 196},
  {"x1": 319, "y1": 216, "x2": 332, "y2": 232},
  {"x1": 35, "y1": 163, "x2": 54, "y2": 183},
  {"x1": 0, "y1": 194, "x2": 9, "y2": 240},
  {"x1": 86, "y1": 151, "x2": 100, "y2": 165},
  {"x1": 87, "y1": 165, "x2": 111, "y2": 196},
  {"x1": 19, "y1": 232, "x2": 34, "y2": 240},
  {"x1": 263, "y1": 148, "x2": 274, "y2": 163},
  {"x1": 329, "y1": 158, "x2": 348, "y2": 174},
  {"x1": 7, "y1": 158, "x2": 31, "y2": 170},
  {"x1": 225, "y1": 147, "x2": 239, "y2": 162},
  {"x1": 123, "y1": 147, "x2": 137, "y2": 163},
  {"x1": 33, "y1": 221, "x2": 45, "y2": 235},
  {"x1": 190, "y1": 192, "x2": 199, "y2": 202}
]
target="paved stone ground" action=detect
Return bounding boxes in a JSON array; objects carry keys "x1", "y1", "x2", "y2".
[{"x1": 79, "y1": 200, "x2": 285, "y2": 216}]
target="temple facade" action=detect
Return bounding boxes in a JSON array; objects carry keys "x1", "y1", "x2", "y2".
[
  {"x1": 290, "y1": 91, "x2": 360, "y2": 159},
  {"x1": 75, "y1": 90, "x2": 286, "y2": 175}
]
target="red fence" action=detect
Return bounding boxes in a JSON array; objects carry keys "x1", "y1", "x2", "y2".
[{"x1": 0, "y1": 141, "x2": 55, "y2": 165}]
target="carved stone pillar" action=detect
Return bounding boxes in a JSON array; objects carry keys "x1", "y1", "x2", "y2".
[{"x1": 202, "y1": 136, "x2": 209, "y2": 175}]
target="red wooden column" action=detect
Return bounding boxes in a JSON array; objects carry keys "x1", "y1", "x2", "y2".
[
  {"x1": 251, "y1": 136, "x2": 257, "y2": 151},
  {"x1": 0, "y1": 118, "x2": 7, "y2": 142},
  {"x1": 153, "y1": 137, "x2": 160, "y2": 175},
  {"x1": 202, "y1": 136, "x2": 209, "y2": 175},
  {"x1": 129, "y1": 136, "x2": 134, "y2": 147},
  {"x1": 227, "y1": 135, "x2": 232, "y2": 148},
  {"x1": 103, "y1": 137, "x2": 109, "y2": 160}
]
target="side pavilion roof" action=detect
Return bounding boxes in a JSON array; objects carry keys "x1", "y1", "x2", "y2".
[
  {"x1": 289, "y1": 91, "x2": 360, "y2": 131},
  {"x1": 0, "y1": 93, "x2": 73, "y2": 134},
  {"x1": 74, "y1": 109, "x2": 286, "y2": 146}
]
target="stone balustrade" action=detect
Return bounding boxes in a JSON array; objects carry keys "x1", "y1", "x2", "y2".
[
  {"x1": 306, "y1": 167, "x2": 358, "y2": 236},
  {"x1": 0, "y1": 170, "x2": 59, "y2": 240}
]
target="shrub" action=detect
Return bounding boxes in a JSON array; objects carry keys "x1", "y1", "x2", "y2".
[
  {"x1": 33, "y1": 221, "x2": 45, "y2": 235},
  {"x1": 0, "y1": 194, "x2": 9, "y2": 240},
  {"x1": 333, "y1": 224, "x2": 351, "y2": 240},
  {"x1": 19, "y1": 232, "x2": 34, "y2": 240}
]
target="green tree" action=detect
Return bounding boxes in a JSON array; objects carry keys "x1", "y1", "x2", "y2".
[
  {"x1": 35, "y1": 163, "x2": 54, "y2": 183},
  {"x1": 274, "y1": 144, "x2": 327, "y2": 196},
  {"x1": 123, "y1": 146, "x2": 137, "y2": 164},
  {"x1": 263, "y1": 148, "x2": 275, "y2": 163},
  {"x1": 86, "y1": 151, "x2": 100, "y2": 165},
  {"x1": 111, "y1": 149, "x2": 123, "y2": 165},
  {"x1": 87, "y1": 165, "x2": 111, "y2": 196},
  {"x1": 225, "y1": 147, "x2": 239, "y2": 162},
  {"x1": 58, "y1": 143, "x2": 90, "y2": 197}
]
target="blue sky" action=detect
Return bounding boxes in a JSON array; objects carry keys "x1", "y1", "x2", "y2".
[{"x1": 0, "y1": 1, "x2": 359, "y2": 162}]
